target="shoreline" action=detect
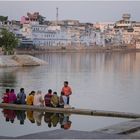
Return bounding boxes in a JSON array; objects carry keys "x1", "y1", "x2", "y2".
[
  {"x1": 15, "y1": 47, "x2": 140, "y2": 55},
  {"x1": 0, "y1": 55, "x2": 47, "y2": 67}
]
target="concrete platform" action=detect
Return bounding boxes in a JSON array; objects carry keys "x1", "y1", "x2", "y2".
[
  {"x1": 1, "y1": 119, "x2": 140, "y2": 139},
  {"x1": 0, "y1": 104, "x2": 140, "y2": 139},
  {"x1": 1, "y1": 103, "x2": 140, "y2": 119},
  {"x1": 0, "y1": 129, "x2": 130, "y2": 139},
  {"x1": 98, "y1": 118, "x2": 140, "y2": 134}
]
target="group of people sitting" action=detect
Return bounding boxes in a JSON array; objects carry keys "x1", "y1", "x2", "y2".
[{"x1": 2, "y1": 81, "x2": 72, "y2": 108}]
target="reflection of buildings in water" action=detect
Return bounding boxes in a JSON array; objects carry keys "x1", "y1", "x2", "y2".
[
  {"x1": 104, "y1": 52, "x2": 136, "y2": 73},
  {"x1": 135, "y1": 53, "x2": 140, "y2": 73},
  {"x1": 120, "y1": 52, "x2": 136, "y2": 73}
]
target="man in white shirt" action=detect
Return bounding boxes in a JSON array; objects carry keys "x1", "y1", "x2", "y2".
[{"x1": 33, "y1": 90, "x2": 44, "y2": 106}]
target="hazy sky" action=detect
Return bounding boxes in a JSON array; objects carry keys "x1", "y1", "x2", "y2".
[{"x1": 0, "y1": 1, "x2": 140, "y2": 23}]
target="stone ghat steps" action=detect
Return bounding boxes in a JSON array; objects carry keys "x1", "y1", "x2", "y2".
[{"x1": 0, "y1": 55, "x2": 47, "y2": 67}]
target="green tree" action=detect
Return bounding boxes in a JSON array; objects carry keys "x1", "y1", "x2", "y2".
[
  {"x1": 38, "y1": 15, "x2": 45, "y2": 24},
  {"x1": 0, "y1": 16, "x2": 8, "y2": 22},
  {"x1": 0, "y1": 29, "x2": 19, "y2": 55}
]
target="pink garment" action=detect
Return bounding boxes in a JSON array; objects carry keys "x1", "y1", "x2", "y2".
[{"x1": 9, "y1": 92, "x2": 17, "y2": 103}]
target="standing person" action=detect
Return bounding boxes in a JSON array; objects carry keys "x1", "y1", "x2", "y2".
[
  {"x1": 9, "y1": 89, "x2": 17, "y2": 103},
  {"x1": 33, "y1": 90, "x2": 44, "y2": 106},
  {"x1": 26, "y1": 91, "x2": 35, "y2": 105},
  {"x1": 44, "y1": 89, "x2": 53, "y2": 107},
  {"x1": 16, "y1": 88, "x2": 26, "y2": 104},
  {"x1": 61, "y1": 81, "x2": 72, "y2": 105},
  {"x1": 2, "y1": 89, "x2": 10, "y2": 103},
  {"x1": 50, "y1": 92, "x2": 59, "y2": 107}
]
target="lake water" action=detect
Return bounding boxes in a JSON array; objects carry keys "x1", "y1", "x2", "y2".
[{"x1": 0, "y1": 52, "x2": 140, "y2": 137}]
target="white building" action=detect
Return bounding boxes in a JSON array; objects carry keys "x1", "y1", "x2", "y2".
[
  {"x1": 20, "y1": 21, "x2": 105, "y2": 49},
  {"x1": 21, "y1": 22, "x2": 71, "y2": 49},
  {"x1": 80, "y1": 30, "x2": 105, "y2": 47},
  {"x1": 95, "y1": 22, "x2": 115, "y2": 32}
]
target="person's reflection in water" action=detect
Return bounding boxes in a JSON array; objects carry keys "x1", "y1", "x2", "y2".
[
  {"x1": 27, "y1": 110, "x2": 35, "y2": 123},
  {"x1": 44, "y1": 112, "x2": 53, "y2": 128},
  {"x1": 16, "y1": 110, "x2": 26, "y2": 125},
  {"x1": 44, "y1": 112, "x2": 72, "y2": 129},
  {"x1": 2, "y1": 109, "x2": 16, "y2": 123},
  {"x1": 60, "y1": 113, "x2": 72, "y2": 130},
  {"x1": 50, "y1": 113, "x2": 59, "y2": 127},
  {"x1": 33, "y1": 111, "x2": 44, "y2": 126}
]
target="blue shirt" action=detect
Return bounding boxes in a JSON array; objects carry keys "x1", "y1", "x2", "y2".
[{"x1": 17, "y1": 92, "x2": 26, "y2": 104}]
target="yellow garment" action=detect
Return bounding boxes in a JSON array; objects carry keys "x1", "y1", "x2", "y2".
[
  {"x1": 51, "y1": 95, "x2": 59, "y2": 107},
  {"x1": 27, "y1": 110, "x2": 35, "y2": 122},
  {"x1": 26, "y1": 95, "x2": 34, "y2": 105},
  {"x1": 50, "y1": 113, "x2": 59, "y2": 127}
]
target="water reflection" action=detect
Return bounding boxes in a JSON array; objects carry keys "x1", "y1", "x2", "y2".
[
  {"x1": 36, "y1": 52, "x2": 139, "y2": 74},
  {"x1": 27, "y1": 110, "x2": 35, "y2": 123},
  {"x1": 0, "y1": 52, "x2": 140, "y2": 115},
  {"x1": 1, "y1": 109, "x2": 72, "y2": 129},
  {"x1": 2, "y1": 109, "x2": 16, "y2": 123},
  {"x1": 0, "y1": 68, "x2": 17, "y2": 88},
  {"x1": 16, "y1": 110, "x2": 26, "y2": 125}
]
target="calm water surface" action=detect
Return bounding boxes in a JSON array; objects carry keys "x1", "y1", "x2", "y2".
[{"x1": 0, "y1": 52, "x2": 140, "y2": 137}]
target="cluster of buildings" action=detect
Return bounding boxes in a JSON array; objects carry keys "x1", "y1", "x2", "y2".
[{"x1": 0, "y1": 12, "x2": 140, "y2": 49}]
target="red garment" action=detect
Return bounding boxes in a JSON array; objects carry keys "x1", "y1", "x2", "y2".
[
  {"x1": 2, "y1": 109, "x2": 16, "y2": 120},
  {"x1": 62, "y1": 86, "x2": 72, "y2": 96},
  {"x1": 9, "y1": 92, "x2": 17, "y2": 103},
  {"x1": 2, "y1": 92, "x2": 10, "y2": 103},
  {"x1": 44, "y1": 93, "x2": 52, "y2": 106}
]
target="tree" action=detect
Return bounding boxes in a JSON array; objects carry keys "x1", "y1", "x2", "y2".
[
  {"x1": 0, "y1": 29, "x2": 19, "y2": 55},
  {"x1": 38, "y1": 15, "x2": 45, "y2": 24},
  {"x1": 0, "y1": 16, "x2": 8, "y2": 22}
]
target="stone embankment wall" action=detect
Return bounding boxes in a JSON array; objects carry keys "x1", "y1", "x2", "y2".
[
  {"x1": 0, "y1": 55, "x2": 47, "y2": 67},
  {"x1": 16, "y1": 45, "x2": 140, "y2": 55}
]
